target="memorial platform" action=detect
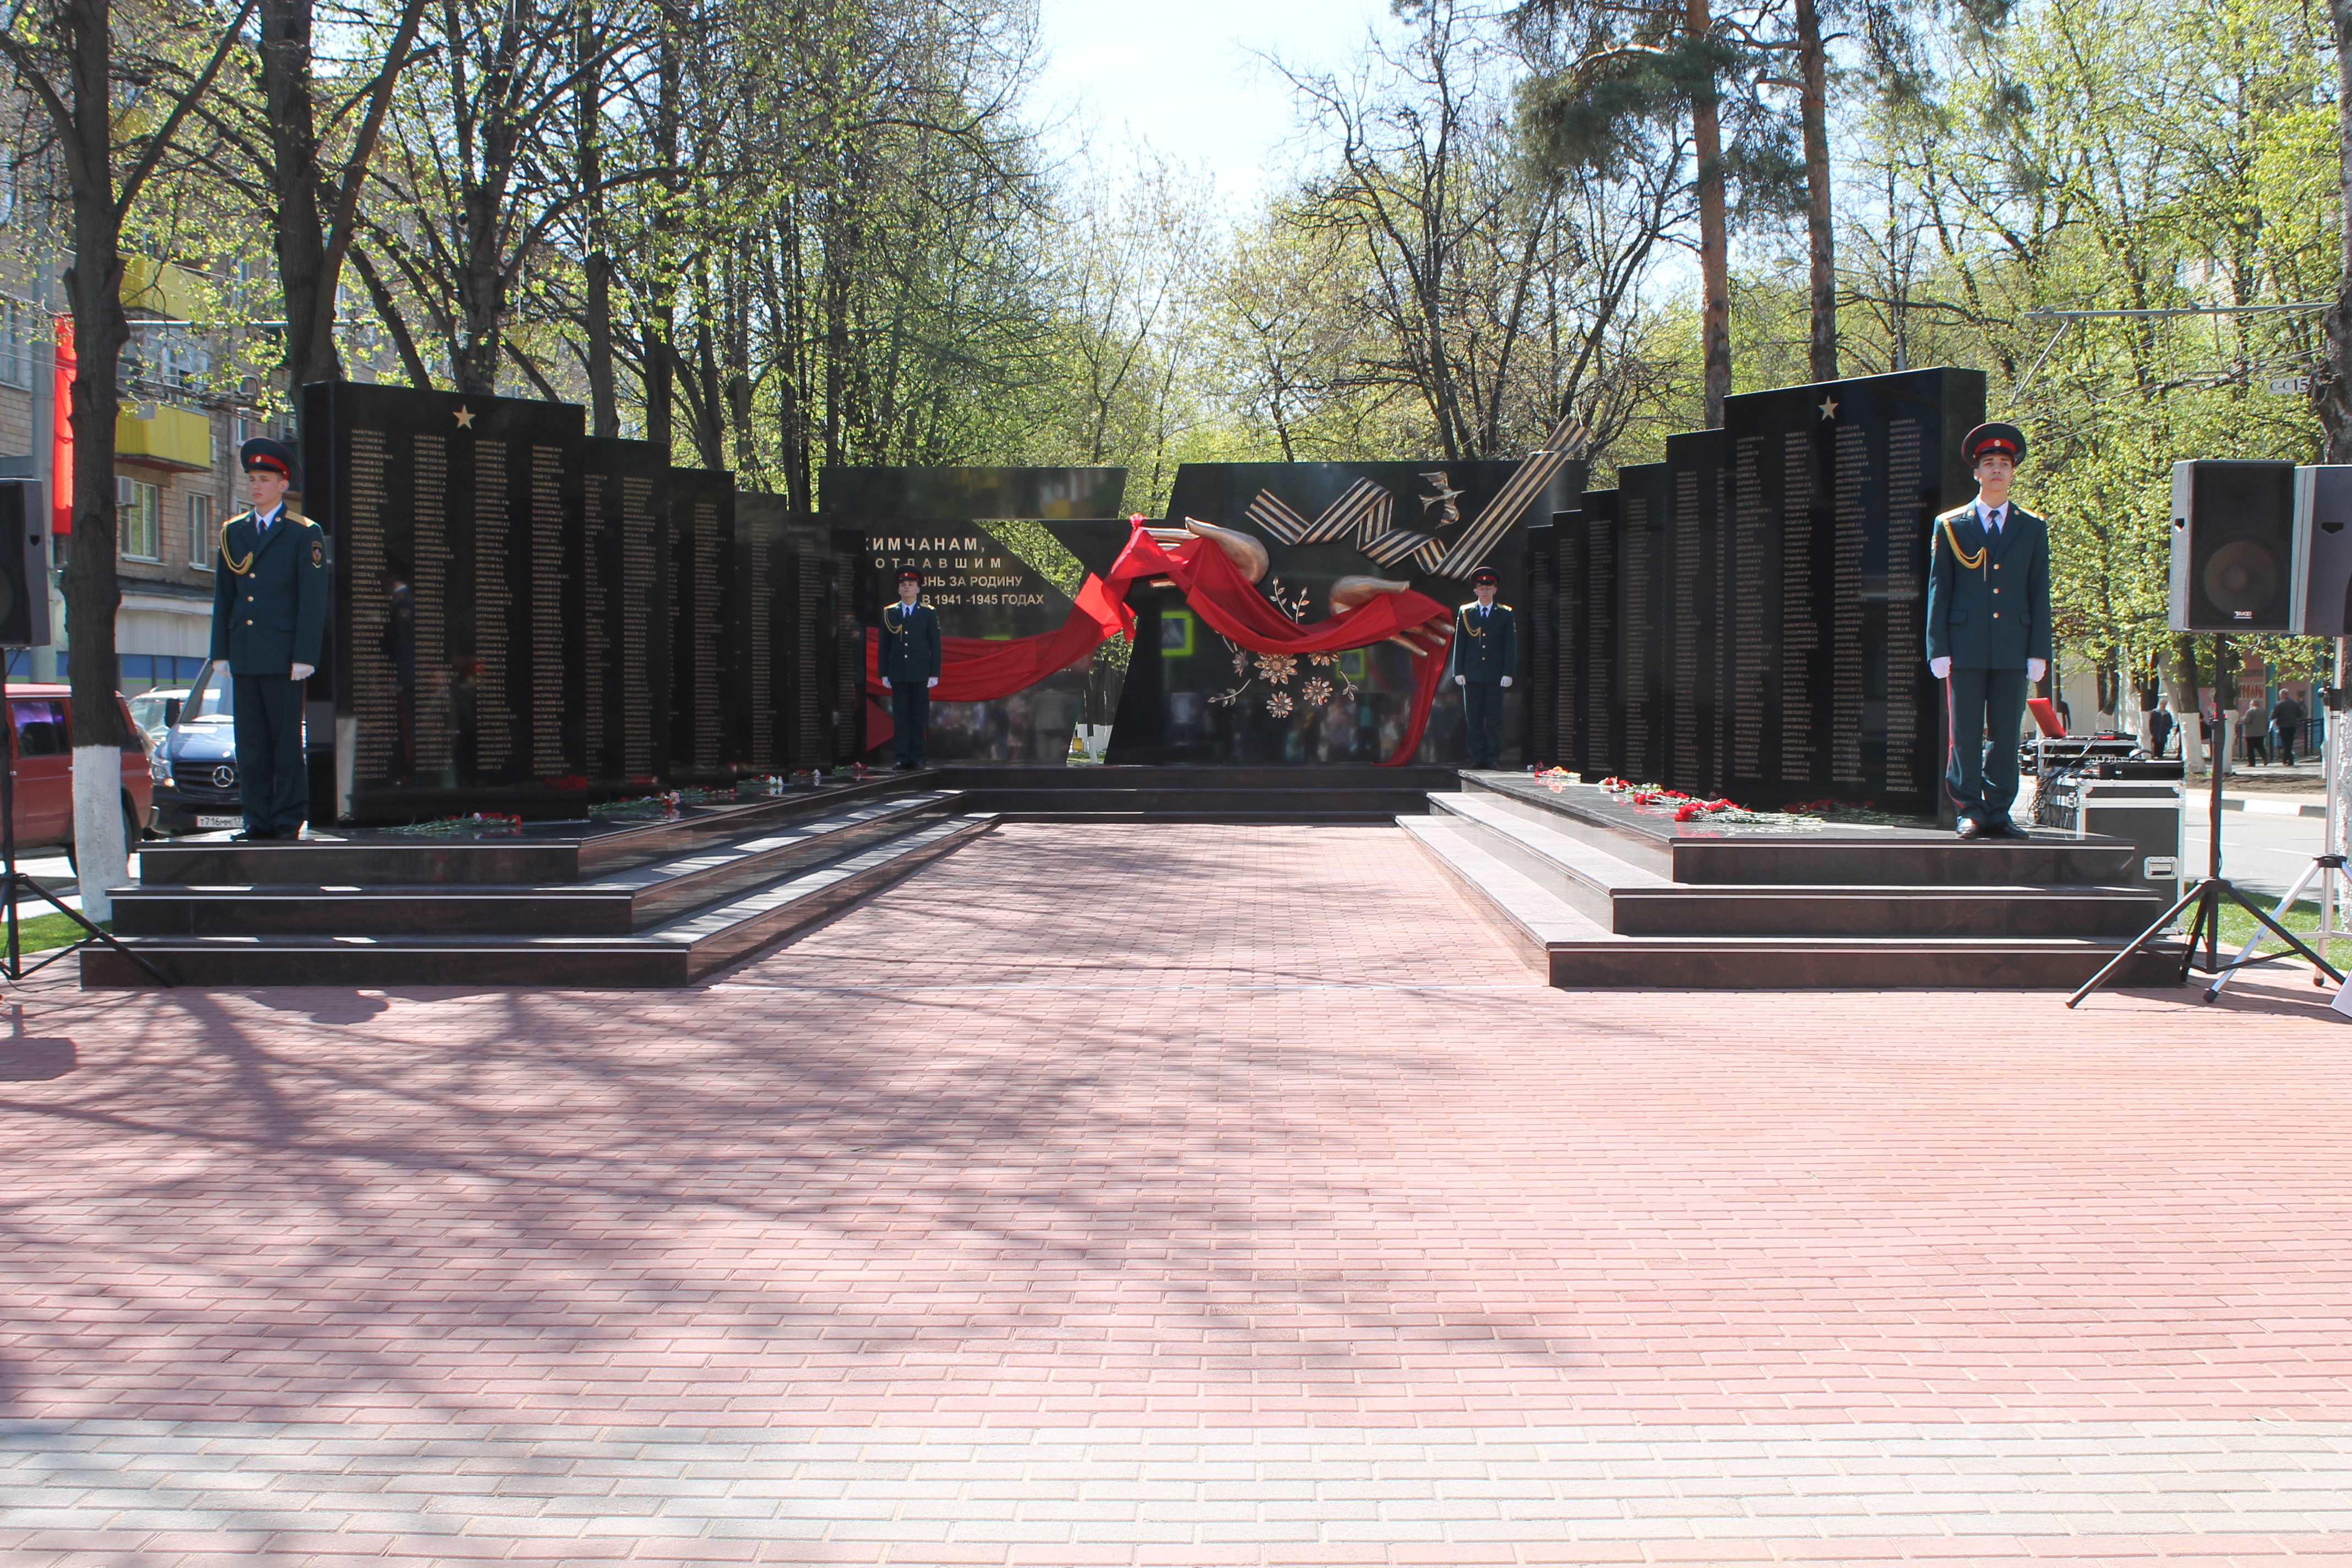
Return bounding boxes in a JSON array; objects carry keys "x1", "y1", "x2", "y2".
[
  {"x1": 934, "y1": 762, "x2": 1458, "y2": 823},
  {"x1": 1405, "y1": 772, "x2": 2188, "y2": 988},
  {"x1": 83, "y1": 780, "x2": 994, "y2": 988}
]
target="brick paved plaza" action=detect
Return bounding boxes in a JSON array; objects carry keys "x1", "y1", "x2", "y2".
[{"x1": 3, "y1": 823, "x2": 2349, "y2": 1565}]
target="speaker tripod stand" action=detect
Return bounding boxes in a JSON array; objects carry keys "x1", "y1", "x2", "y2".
[{"x1": 2068, "y1": 634, "x2": 2341, "y2": 1008}]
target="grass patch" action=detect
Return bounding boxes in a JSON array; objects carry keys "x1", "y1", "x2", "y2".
[
  {"x1": 2179, "y1": 895, "x2": 2349, "y2": 965},
  {"x1": 3, "y1": 911, "x2": 112, "y2": 955}
]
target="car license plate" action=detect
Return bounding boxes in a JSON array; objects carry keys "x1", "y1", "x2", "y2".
[{"x1": 197, "y1": 815, "x2": 242, "y2": 830}]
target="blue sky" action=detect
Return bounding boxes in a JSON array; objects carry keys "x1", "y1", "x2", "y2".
[{"x1": 1027, "y1": 0, "x2": 1402, "y2": 210}]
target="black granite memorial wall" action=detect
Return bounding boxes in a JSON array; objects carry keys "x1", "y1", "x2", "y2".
[
  {"x1": 307, "y1": 382, "x2": 868, "y2": 822},
  {"x1": 1544, "y1": 368, "x2": 1983, "y2": 815}
]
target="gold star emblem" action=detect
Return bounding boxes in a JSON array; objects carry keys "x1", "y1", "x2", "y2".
[
  {"x1": 1818, "y1": 393, "x2": 1839, "y2": 421},
  {"x1": 454, "y1": 405, "x2": 476, "y2": 429}
]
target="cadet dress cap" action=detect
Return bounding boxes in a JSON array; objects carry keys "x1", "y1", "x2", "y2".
[
  {"x1": 1962, "y1": 422, "x2": 2027, "y2": 466},
  {"x1": 1469, "y1": 566, "x2": 1500, "y2": 586},
  {"x1": 239, "y1": 435, "x2": 297, "y2": 483},
  {"x1": 896, "y1": 567, "x2": 923, "y2": 586}
]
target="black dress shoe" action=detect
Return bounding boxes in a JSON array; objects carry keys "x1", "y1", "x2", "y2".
[
  {"x1": 228, "y1": 829, "x2": 277, "y2": 842},
  {"x1": 1957, "y1": 818, "x2": 1986, "y2": 840},
  {"x1": 1988, "y1": 816, "x2": 2027, "y2": 839}
]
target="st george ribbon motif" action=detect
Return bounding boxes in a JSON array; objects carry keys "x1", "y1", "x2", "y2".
[
  {"x1": 865, "y1": 521, "x2": 1460, "y2": 765},
  {"x1": 1240, "y1": 411, "x2": 1586, "y2": 581}
]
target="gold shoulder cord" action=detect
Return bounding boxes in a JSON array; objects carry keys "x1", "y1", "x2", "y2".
[
  {"x1": 219, "y1": 516, "x2": 254, "y2": 576},
  {"x1": 1939, "y1": 513, "x2": 1987, "y2": 573}
]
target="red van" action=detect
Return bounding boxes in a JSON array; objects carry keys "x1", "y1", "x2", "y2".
[{"x1": 4, "y1": 683, "x2": 155, "y2": 861}]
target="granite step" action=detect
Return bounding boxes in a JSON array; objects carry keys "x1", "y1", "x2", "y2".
[
  {"x1": 968, "y1": 791, "x2": 1425, "y2": 822},
  {"x1": 939, "y1": 764, "x2": 1454, "y2": 821},
  {"x1": 82, "y1": 814, "x2": 997, "y2": 988},
  {"x1": 1431, "y1": 792, "x2": 2169, "y2": 938},
  {"x1": 1461, "y1": 773, "x2": 2151, "y2": 888},
  {"x1": 138, "y1": 774, "x2": 938, "y2": 887},
  {"x1": 1402, "y1": 815, "x2": 2186, "y2": 989},
  {"x1": 111, "y1": 793, "x2": 965, "y2": 938}
]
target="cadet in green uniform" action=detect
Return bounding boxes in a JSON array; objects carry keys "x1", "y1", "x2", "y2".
[
  {"x1": 208, "y1": 437, "x2": 328, "y2": 840},
  {"x1": 1926, "y1": 422, "x2": 2051, "y2": 839},
  {"x1": 879, "y1": 567, "x2": 941, "y2": 770},
  {"x1": 1449, "y1": 565, "x2": 1516, "y2": 770}
]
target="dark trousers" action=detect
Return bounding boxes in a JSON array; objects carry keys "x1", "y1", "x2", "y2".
[
  {"x1": 233, "y1": 673, "x2": 308, "y2": 835},
  {"x1": 2277, "y1": 728, "x2": 2297, "y2": 767},
  {"x1": 1461, "y1": 679, "x2": 1504, "y2": 769},
  {"x1": 889, "y1": 680, "x2": 930, "y2": 767},
  {"x1": 1943, "y1": 666, "x2": 2028, "y2": 826}
]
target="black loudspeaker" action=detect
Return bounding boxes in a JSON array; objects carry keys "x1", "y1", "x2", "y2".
[
  {"x1": 2169, "y1": 459, "x2": 2296, "y2": 633},
  {"x1": 2294, "y1": 465, "x2": 2352, "y2": 635},
  {"x1": 0, "y1": 481, "x2": 52, "y2": 650}
]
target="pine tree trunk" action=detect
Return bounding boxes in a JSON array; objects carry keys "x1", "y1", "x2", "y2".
[
  {"x1": 1795, "y1": 0, "x2": 1836, "y2": 386},
  {"x1": 1687, "y1": 0, "x2": 1731, "y2": 427}
]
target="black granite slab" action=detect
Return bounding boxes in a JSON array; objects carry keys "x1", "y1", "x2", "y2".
[
  {"x1": 1577, "y1": 490, "x2": 1619, "y2": 781},
  {"x1": 1468, "y1": 772, "x2": 2143, "y2": 888},
  {"x1": 1718, "y1": 368, "x2": 1983, "y2": 814},
  {"x1": 136, "y1": 775, "x2": 933, "y2": 885},
  {"x1": 580, "y1": 437, "x2": 671, "y2": 785},
  {"x1": 308, "y1": 383, "x2": 587, "y2": 816},
  {"x1": 1527, "y1": 522, "x2": 1560, "y2": 766},
  {"x1": 1663, "y1": 429, "x2": 1728, "y2": 797},
  {"x1": 117, "y1": 792, "x2": 960, "y2": 934},
  {"x1": 1615, "y1": 462, "x2": 1672, "y2": 787}
]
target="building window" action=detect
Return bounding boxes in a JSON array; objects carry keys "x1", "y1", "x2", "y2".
[
  {"x1": 189, "y1": 492, "x2": 215, "y2": 570},
  {"x1": 0, "y1": 296, "x2": 32, "y2": 390},
  {"x1": 117, "y1": 476, "x2": 161, "y2": 561}
]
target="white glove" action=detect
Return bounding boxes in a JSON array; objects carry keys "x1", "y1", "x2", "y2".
[
  {"x1": 1455, "y1": 674, "x2": 1466, "y2": 686},
  {"x1": 1929, "y1": 656, "x2": 1951, "y2": 679},
  {"x1": 290, "y1": 663, "x2": 314, "y2": 682},
  {"x1": 880, "y1": 676, "x2": 891, "y2": 690},
  {"x1": 927, "y1": 676, "x2": 939, "y2": 688},
  {"x1": 2027, "y1": 658, "x2": 2047, "y2": 682},
  {"x1": 1499, "y1": 675, "x2": 1512, "y2": 688}
]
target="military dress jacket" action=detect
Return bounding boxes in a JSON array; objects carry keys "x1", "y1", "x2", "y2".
[
  {"x1": 1450, "y1": 599, "x2": 1517, "y2": 682},
  {"x1": 879, "y1": 601, "x2": 943, "y2": 683},
  {"x1": 1925, "y1": 503, "x2": 2051, "y2": 671},
  {"x1": 209, "y1": 508, "x2": 329, "y2": 676}
]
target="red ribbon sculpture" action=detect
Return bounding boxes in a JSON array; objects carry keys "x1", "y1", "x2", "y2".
[{"x1": 866, "y1": 521, "x2": 1457, "y2": 765}]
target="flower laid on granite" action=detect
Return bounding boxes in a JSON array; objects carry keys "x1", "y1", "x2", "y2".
[
  {"x1": 589, "y1": 786, "x2": 725, "y2": 820},
  {"x1": 1254, "y1": 652, "x2": 1298, "y2": 684},
  {"x1": 385, "y1": 812, "x2": 524, "y2": 837},
  {"x1": 1265, "y1": 689, "x2": 1295, "y2": 717},
  {"x1": 1301, "y1": 676, "x2": 1333, "y2": 706}
]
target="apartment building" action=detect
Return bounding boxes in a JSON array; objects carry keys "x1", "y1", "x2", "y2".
[{"x1": 1, "y1": 260, "x2": 286, "y2": 695}]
